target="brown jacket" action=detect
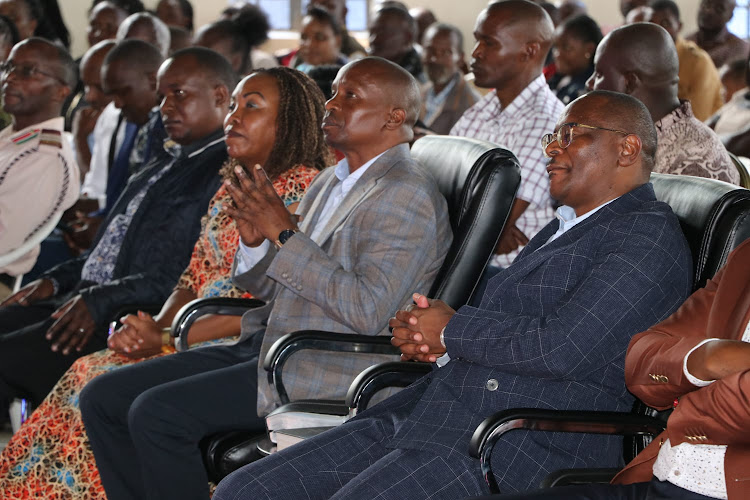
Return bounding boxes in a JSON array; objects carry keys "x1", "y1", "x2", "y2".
[
  {"x1": 613, "y1": 238, "x2": 750, "y2": 499},
  {"x1": 420, "y1": 74, "x2": 481, "y2": 135}
]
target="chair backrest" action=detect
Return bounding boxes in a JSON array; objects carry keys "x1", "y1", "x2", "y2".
[
  {"x1": 727, "y1": 151, "x2": 750, "y2": 189},
  {"x1": 650, "y1": 173, "x2": 750, "y2": 289},
  {"x1": 410, "y1": 135, "x2": 521, "y2": 309}
]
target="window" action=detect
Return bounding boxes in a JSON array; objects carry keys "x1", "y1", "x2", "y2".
[
  {"x1": 728, "y1": 0, "x2": 750, "y2": 39},
  {"x1": 234, "y1": 0, "x2": 371, "y2": 32}
]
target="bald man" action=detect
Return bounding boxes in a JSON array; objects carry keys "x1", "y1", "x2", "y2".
[
  {"x1": 588, "y1": 23, "x2": 738, "y2": 184},
  {"x1": 80, "y1": 57, "x2": 451, "y2": 500},
  {"x1": 116, "y1": 11, "x2": 170, "y2": 57},
  {"x1": 214, "y1": 89, "x2": 692, "y2": 499},
  {"x1": 452, "y1": 1, "x2": 563, "y2": 276}
]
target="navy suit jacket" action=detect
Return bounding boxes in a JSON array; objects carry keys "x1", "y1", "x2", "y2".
[{"x1": 377, "y1": 183, "x2": 693, "y2": 492}]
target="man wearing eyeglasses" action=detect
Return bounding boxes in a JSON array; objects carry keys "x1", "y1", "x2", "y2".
[
  {"x1": 213, "y1": 90, "x2": 694, "y2": 499},
  {"x1": 0, "y1": 38, "x2": 79, "y2": 298}
]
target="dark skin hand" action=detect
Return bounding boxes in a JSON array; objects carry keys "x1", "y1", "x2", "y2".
[
  {"x1": 63, "y1": 212, "x2": 103, "y2": 255},
  {"x1": 389, "y1": 293, "x2": 455, "y2": 362},
  {"x1": 686, "y1": 339, "x2": 750, "y2": 381},
  {"x1": 47, "y1": 295, "x2": 97, "y2": 355},
  {"x1": 0, "y1": 278, "x2": 54, "y2": 307},
  {"x1": 109, "y1": 310, "x2": 164, "y2": 359},
  {"x1": 223, "y1": 163, "x2": 298, "y2": 246},
  {"x1": 494, "y1": 199, "x2": 530, "y2": 255},
  {"x1": 72, "y1": 105, "x2": 103, "y2": 175}
]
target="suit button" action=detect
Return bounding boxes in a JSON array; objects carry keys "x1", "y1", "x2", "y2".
[
  {"x1": 486, "y1": 379, "x2": 499, "y2": 391},
  {"x1": 282, "y1": 272, "x2": 288, "y2": 279},
  {"x1": 296, "y1": 285, "x2": 302, "y2": 291}
]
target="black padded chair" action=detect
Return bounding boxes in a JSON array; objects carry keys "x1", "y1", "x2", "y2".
[
  {"x1": 468, "y1": 173, "x2": 750, "y2": 494},
  {"x1": 177, "y1": 136, "x2": 522, "y2": 482}
]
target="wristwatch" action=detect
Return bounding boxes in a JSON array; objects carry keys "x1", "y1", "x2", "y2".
[{"x1": 274, "y1": 228, "x2": 298, "y2": 249}]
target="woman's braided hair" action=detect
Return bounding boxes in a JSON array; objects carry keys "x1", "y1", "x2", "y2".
[{"x1": 222, "y1": 66, "x2": 333, "y2": 181}]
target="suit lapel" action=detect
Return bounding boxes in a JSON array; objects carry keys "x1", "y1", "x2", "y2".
[
  {"x1": 298, "y1": 170, "x2": 338, "y2": 235},
  {"x1": 309, "y1": 144, "x2": 410, "y2": 246}
]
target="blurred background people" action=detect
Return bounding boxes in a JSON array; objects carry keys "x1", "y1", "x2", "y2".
[{"x1": 548, "y1": 14, "x2": 601, "y2": 104}]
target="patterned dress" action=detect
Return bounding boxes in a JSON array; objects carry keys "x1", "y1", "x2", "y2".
[{"x1": 0, "y1": 165, "x2": 319, "y2": 500}]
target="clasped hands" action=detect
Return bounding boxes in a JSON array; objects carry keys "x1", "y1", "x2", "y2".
[
  {"x1": 389, "y1": 293, "x2": 455, "y2": 363},
  {"x1": 223, "y1": 163, "x2": 298, "y2": 247},
  {"x1": 108, "y1": 310, "x2": 165, "y2": 359}
]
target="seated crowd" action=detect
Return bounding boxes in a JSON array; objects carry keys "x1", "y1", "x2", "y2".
[{"x1": 0, "y1": 1, "x2": 746, "y2": 500}]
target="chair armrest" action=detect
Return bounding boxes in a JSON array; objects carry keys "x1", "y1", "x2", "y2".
[
  {"x1": 345, "y1": 361, "x2": 432, "y2": 415},
  {"x1": 469, "y1": 408, "x2": 666, "y2": 494},
  {"x1": 170, "y1": 297, "x2": 264, "y2": 351},
  {"x1": 263, "y1": 330, "x2": 398, "y2": 405}
]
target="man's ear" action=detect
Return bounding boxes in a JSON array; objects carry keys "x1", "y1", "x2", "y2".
[
  {"x1": 623, "y1": 71, "x2": 640, "y2": 95},
  {"x1": 618, "y1": 133, "x2": 642, "y2": 167},
  {"x1": 213, "y1": 83, "x2": 230, "y2": 109},
  {"x1": 52, "y1": 83, "x2": 71, "y2": 104},
  {"x1": 522, "y1": 42, "x2": 540, "y2": 62},
  {"x1": 385, "y1": 108, "x2": 407, "y2": 130}
]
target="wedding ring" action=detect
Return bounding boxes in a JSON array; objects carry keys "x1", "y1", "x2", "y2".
[{"x1": 78, "y1": 328, "x2": 85, "y2": 333}]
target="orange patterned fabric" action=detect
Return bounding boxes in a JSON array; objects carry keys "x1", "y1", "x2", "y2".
[{"x1": 0, "y1": 165, "x2": 319, "y2": 499}]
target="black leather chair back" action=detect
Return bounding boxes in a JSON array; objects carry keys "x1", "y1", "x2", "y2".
[
  {"x1": 411, "y1": 135, "x2": 521, "y2": 309},
  {"x1": 651, "y1": 173, "x2": 750, "y2": 289}
]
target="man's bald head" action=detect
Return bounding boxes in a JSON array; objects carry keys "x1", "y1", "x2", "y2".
[
  {"x1": 80, "y1": 40, "x2": 116, "y2": 110},
  {"x1": 486, "y1": 0, "x2": 555, "y2": 49},
  {"x1": 345, "y1": 56, "x2": 420, "y2": 126},
  {"x1": 116, "y1": 12, "x2": 170, "y2": 57},
  {"x1": 104, "y1": 38, "x2": 163, "y2": 74},
  {"x1": 574, "y1": 90, "x2": 657, "y2": 172},
  {"x1": 589, "y1": 23, "x2": 678, "y2": 109}
]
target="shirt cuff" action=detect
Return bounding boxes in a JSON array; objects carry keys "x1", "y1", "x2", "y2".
[
  {"x1": 683, "y1": 338, "x2": 721, "y2": 387},
  {"x1": 435, "y1": 353, "x2": 451, "y2": 367},
  {"x1": 234, "y1": 239, "x2": 270, "y2": 276}
]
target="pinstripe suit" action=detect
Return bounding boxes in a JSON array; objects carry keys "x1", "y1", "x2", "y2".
[
  {"x1": 214, "y1": 182, "x2": 693, "y2": 500},
  {"x1": 80, "y1": 143, "x2": 451, "y2": 500}
]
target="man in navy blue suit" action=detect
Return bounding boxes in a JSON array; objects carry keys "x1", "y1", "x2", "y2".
[{"x1": 213, "y1": 90, "x2": 693, "y2": 499}]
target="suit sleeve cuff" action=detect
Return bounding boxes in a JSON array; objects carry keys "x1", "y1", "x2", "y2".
[
  {"x1": 234, "y1": 239, "x2": 271, "y2": 276},
  {"x1": 683, "y1": 338, "x2": 721, "y2": 387}
]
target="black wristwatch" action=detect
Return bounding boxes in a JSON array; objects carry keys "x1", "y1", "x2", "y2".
[{"x1": 274, "y1": 228, "x2": 298, "y2": 249}]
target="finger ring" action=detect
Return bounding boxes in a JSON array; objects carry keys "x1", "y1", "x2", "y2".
[{"x1": 78, "y1": 328, "x2": 85, "y2": 333}]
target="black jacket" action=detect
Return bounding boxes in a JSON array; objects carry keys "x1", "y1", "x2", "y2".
[{"x1": 44, "y1": 129, "x2": 227, "y2": 329}]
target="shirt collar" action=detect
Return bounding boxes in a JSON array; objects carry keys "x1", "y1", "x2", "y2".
[
  {"x1": 655, "y1": 100, "x2": 693, "y2": 133},
  {"x1": 555, "y1": 197, "x2": 618, "y2": 233},
  {"x1": 426, "y1": 72, "x2": 460, "y2": 101},
  {"x1": 334, "y1": 150, "x2": 386, "y2": 193},
  {"x1": 503, "y1": 74, "x2": 548, "y2": 116},
  {"x1": 162, "y1": 128, "x2": 225, "y2": 159}
]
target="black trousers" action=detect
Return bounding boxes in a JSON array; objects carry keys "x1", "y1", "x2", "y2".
[
  {"x1": 0, "y1": 293, "x2": 108, "y2": 409},
  {"x1": 79, "y1": 336, "x2": 265, "y2": 500},
  {"x1": 473, "y1": 476, "x2": 718, "y2": 499}
]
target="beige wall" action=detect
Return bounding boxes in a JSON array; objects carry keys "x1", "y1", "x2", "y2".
[{"x1": 59, "y1": 0, "x2": 703, "y2": 59}]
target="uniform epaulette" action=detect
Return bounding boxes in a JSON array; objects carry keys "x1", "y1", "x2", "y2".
[
  {"x1": 39, "y1": 129, "x2": 63, "y2": 149},
  {"x1": 11, "y1": 128, "x2": 40, "y2": 145}
]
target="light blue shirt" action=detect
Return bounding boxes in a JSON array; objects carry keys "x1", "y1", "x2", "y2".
[{"x1": 235, "y1": 151, "x2": 386, "y2": 274}]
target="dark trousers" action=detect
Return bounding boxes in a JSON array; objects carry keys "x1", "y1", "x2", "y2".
[
  {"x1": 214, "y1": 407, "x2": 490, "y2": 500},
  {"x1": 0, "y1": 294, "x2": 108, "y2": 409},
  {"x1": 79, "y1": 337, "x2": 265, "y2": 500},
  {"x1": 474, "y1": 476, "x2": 718, "y2": 499}
]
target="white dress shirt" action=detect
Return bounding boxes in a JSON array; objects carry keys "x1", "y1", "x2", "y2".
[
  {"x1": 234, "y1": 152, "x2": 385, "y2": 275},
  {"x1": 80, "y1": 103, "x2": 127, "y2": 208}
]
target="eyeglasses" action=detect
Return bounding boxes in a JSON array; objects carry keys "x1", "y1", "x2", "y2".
[
  {"x1": 541, "y1": 122, "x2": 630, "y2": 157},
  {"x1": 0, "y1": 62, "x2": 66, "y2": 85}
]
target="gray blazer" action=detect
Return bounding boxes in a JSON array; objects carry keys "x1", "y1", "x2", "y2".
[{"x1": 233, "y1": 143, "x2": 452, "y2": 416}]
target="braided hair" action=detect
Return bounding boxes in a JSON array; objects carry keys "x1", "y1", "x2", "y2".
[{"x1": 222, "y1": 67, "x2": 333, "y2": 181}]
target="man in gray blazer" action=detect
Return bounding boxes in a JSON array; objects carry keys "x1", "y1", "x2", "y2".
[
  {"x1": 213, "y1": 91, "x2": 693, "y2": 500},
  {"x1": 80, "y1": 57, "x2": 451, "y2": 500}
]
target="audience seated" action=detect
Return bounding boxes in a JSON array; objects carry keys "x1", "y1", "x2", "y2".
[
  {"x1": 213, "y1": 89, "x2": 693, "y2": 499},
  {"x1": 687, "y1": 0, "x2": 749, "y2": 69},
  {"x1": 451, "y1": 0, "x2": 563, "y2": 271},
  {"x1": 0, "y1": 66, "x2": 328, "y2": 500},
  {"x1": 115, "y1": 11, "x2": 169, "y2": 57},
  {"x1": 291, "y1": 6, "x2": 348, "y2": 74},
  {"x1": 155, "y1": 0, "x2": 192, "y2": 32},
  {"x1": 309, "y1": 0, "x2": 366, "y2": 59},
  {"x1": 547, "y1": 14, "x2": 601, "y2": 105},
  {"x1": 483, "y1": 237, "x2": 750, "y2": 500},
  {"x1": 368, "y1": 5, "x2": 425, "y2": 82},
  {"x1": 0, "y1": 14, "x2": 19, "y2": 130},
  {"x1": 0, "y1": 0, "x2": 63, "y2": 46},
  {"x1": 419, "y1": 23, "x2": 480, "y2": 135},
  {"x1": 79, "y1": 57, "x2": 451, "y2": 500},
  {"x1": 409, "y1": 6, "x2": 437, "y2": 48},
  {"x1": 0, "y1": 47, "x2": 233, "y2": 415},
  {"x1": 719, "y1": 56, "x2": 747, "y2": 102},
  {"x1": 648, "y1": 0, "x2": 723, "y2": 121},
  {"x1": 588, "y1": 22, "x2": 739, "y2": 184},
  {"x1": 0, "y1": 38, "x2": 79, "y2": 296},
  {"x1": 86, "y1": 0, "x2": 127, "y2": 48},
  {"x1": 710, "y1": 54, "x2": 750, "y2": 143},
  {"x1": 620, "y1": 0, "x2": 649, "y2": 21}
]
